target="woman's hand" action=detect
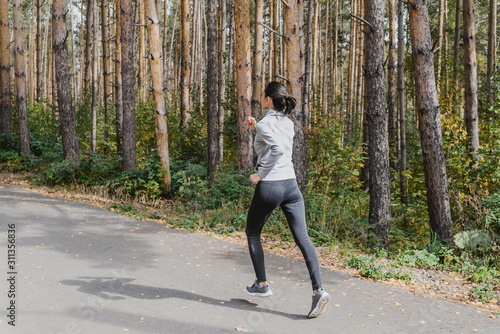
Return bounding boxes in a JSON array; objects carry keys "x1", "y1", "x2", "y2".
[
  {"x1": 249, "y1": 173, "x2": 262, "y2": 184},
  {"x1": 246, "y1": 116, "x2": 257, "y2": 131}
]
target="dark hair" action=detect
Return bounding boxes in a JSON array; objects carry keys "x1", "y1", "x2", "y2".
[{"x1": 264, "y1": 81, "x2": 297, "y2": 115}]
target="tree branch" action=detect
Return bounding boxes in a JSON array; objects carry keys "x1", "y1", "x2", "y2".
[
  {"x1": 257, "y1": 22, "x2": 286, "y2": 39},
  {"x1": 276, "y1": 74, "x2": 289, "y2": 82},
  {"x1": 350, "y1": 14, "x2": 373, "y2": 30}
]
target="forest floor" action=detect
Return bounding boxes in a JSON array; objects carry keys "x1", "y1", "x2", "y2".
[{"x1": 0, "y1": 171, "x2": 498, "y2": 318}]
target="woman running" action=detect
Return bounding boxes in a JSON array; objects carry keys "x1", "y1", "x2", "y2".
[{"x1": 244, "y1": 81, "x2": 330, "y2": 318}]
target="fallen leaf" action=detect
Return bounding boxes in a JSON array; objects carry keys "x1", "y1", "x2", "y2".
[{"x1": 235, "y1": 328, "x2": 249, "y2": 333}]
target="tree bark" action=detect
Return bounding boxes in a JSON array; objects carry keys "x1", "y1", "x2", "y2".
[
  {"x1": 284, "y1": 0, "x2": 307, "y2": 187},
  {"x1": 303, "y1": 0, "x2": 315, "y2": 127},
  {"x1": 207, "y1": 0, "x2": 219, "y2": 183},
  {"x1": 436, "y1": 0, "x2": 445, "y2": 95},
  {"x1": 463, "y1": 0, "x2": 479, "y2": 157},
  {"x1": 365, "y1": 0, "x2": 391, "y2": 249},
  {"x1": 398, "y1": 0, "x2": 407, "y2": 205},
  {"x1": 144, "y1": 0, "x2": 171, "y2": 190},
  {"x1": 218, "y1": 0, "x2": 226, "y2": 163},
  {"x1": 36, "y1": 0, "x2": 43, "y2": 99},
  {"x1": 234, "y1": 0, "x2": 253, "y2": 171},
  {"x1": 486, "y1": 0, "x2": 497, "y2": 103},
  {"x1": 388, "y1": 0, "x2": 397, "y2": 177},
  {"x1": 0, "y1": 0, "x2": 11, "y2": 135},
  {"x1": 13, "y1": 0, "x2": 31, "y2": 155},
  {"x1": 53, "y1": 0, "x2": 80, "y2": 165},
  {"x1": 138, "y1": 0, "x2": 147, "y2": 102},
  {"x1": 121, "y1": 0, "x2": 137, "y2": 170},
  {"x1": 115, "y1": 0, "x2": 123, "y2": 155},
  {"x1": 91, "y1": 0, "x2": 99, "y2": 153},
  {"x1": 180, "y1": 0, "x2": 191, "y2": 129},
  {"x1": 252, "y1": 0, "x2": 264, "y2": 121},
  {"x1": 84, "y1": 0, "x2": 92, "y2": 91},
  {"x1": 102, "y1": 0, "x2": 111, "y2": 138},
  {"x1": 453, "y1": 0, "x2": 461, "y2": 105},
  {"x1": 408, "y1": 0, "x2": 453, "y2": 244}
]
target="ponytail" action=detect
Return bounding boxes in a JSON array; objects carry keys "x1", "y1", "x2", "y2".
[{"x1": 264, "y1": 81, "x2": 296, "y2": 115}]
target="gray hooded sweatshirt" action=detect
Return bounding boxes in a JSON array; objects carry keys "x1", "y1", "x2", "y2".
[{"x1": 254, "y1": 109, "x2": 296, "y2": 181}]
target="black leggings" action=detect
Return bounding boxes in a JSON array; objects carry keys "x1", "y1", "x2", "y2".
[{"x1": 245, "y1": 178, "x2": 322, "y2": 291}]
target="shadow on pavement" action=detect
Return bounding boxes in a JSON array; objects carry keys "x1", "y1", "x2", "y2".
[{"x1": 60, "y1": 277, "x2": 306, "y2": 320}]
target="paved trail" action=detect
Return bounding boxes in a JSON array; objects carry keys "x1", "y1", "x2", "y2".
[{"x1": 0, "y1": 183, "x2": 498, "y2": 333}]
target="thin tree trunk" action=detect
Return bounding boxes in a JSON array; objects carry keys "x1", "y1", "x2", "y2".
[
  {"x1": 388, "y1": 0, "x2": 397, "y2": 176},
  {"x1": 138, "y1": 0, "x2": 147, "y2": 102},
  {"x1": 234, "y1": 0, "x2": 253, "y2": 171},
  {"x1": 486, "y1": 0, "x2": 497, "y2": 103},
  {"x1": 53, "y1": 0, "x2": 80, "y2": 165},
  {"x1": 91, "y1": 0, "x2": 99, "y2": 153},
  {"x1": 218, "y1": 0, "x2": 226, "y2": 162},
  {"x1": 29, "y1": 8, "x2": 35, "y2": 103},
  {"x1": 312, "y1": 1, "x2": 319, "y2": 98},
  {"x1": 398, "y1": 0, "x2": 407, "y2": 205},
  {"x1": 436, "y1": 0, "x2": 445, "y2": 95},
  {"x1": 304, "y1": 0, "x2": 315, "y2": 127},
  {"x1": 180, "y1": 0, "x2": 191, "y2": 128},
  {"x1": 102, "y1": 0, "x2": 111, "y2": 139},
  {"x1": 365, "y1": 0, "x2": 391, "y2": 249},
  {"x1": 47, "y1": 16, "x2": 53, "y2": 105},
  {"x1": 121, "y1": 0, "x2": 137, "y2": 170},
  {"x1": 252, "y1": 0, "x2": 264, "y2": 121},
  {"x1": 347, "y1": 0, "x2": 358, "y2": 140},
  {"x1": 84, "y1": 0, "x2": 93, "y2": 91},
  {"x1": 207, "y1": 0, "x2": 218, "y2": 183},
  {"x1": 408, "y1": 0, "x2": 453, "y2": 244},
  {"x1": 332, "y1": 0, "x2": 339, "y2": 108},
  {"x1": 453, "y1": 0, "x2": 461, "y2": 106},
  {"x1": 322, "y1": 0, "x2": 331, "y2": 111},
  {"x1": 0, "y1": 0, "x2": 11, "y2": 135},
  {"x1": 145, "y1": 0, "x2": 171, "y2": 190},
  {"x1": 13, "y1": 0, "x2": 31, "y2": 155},
  {"x1": 116, "y1": 0, "x2": 123, "y2": 155},
  {"x1": 463, "y1": 0, "x2": 479, "y2": 157},
  {"x1": 36, "y1": 0, "x2": 43, "y2": 99}
]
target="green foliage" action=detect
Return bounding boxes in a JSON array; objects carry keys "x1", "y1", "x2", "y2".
[
  {"x1": 470, "y1": 284, "x2": 495, "y2": 303},
  {"x1": 453, "y1": 230, "x2": 495, "y2": 251},
  {"x1": 393, "y1": 249, "x2": 439, "y2": 268}
]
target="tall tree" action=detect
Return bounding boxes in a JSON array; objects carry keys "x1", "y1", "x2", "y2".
[
  {"x1": 84, "y1": 0, "x2": 92, "y2": 90},
  {"x1": 180, "y1": 0, "x2": 191, "y2": 129},
  {"x1": 102, "y1": 0, "x2": 111, "y2": 136},
  {"x1": 284, "y1": 0, "x2": 307, "y2": 186},
  {"x1": 453, "y1": 0, "x2": 461, "y2": 105},
  {"x1": 138, "y1": 0, "x2": 147, "y2": 102},
  {"x1": 388, "y1": 0, "x2": 397, "y2": 176},
  {"x1": 0, "y1": 0, "x2": 11, "y2": 135},
  {"x1": 53, "y1": 0, "x2": 80, "y2": 165},
  {"x1": 408, "y1": 0, "x2": 453, "y2": 243},
  {"x1": 234, "y1": 0, "x2": 253, "y2": 171},
  {"x1": 207, "y1": 0, "x2": 218, "y2": 183},
  {"x1": 115, "y1": 0, "x2": 123, "y2": 155},
  {"x1": 218, "y1": 0, "x2": 227, "y2": 162},
  {"x1": 398, "y1": 0, "x2": 407, "y2": 205},
  {"x1": 463, "y1": 0, "x2": 479, "y2": 157},
  {"x1": 13, "y1": 0, "x2": 31, "y2": 155},
  {"x1": 144, "y1": 0, "x2": 171, "y2": 190},
  {"x1": 303, "y1": 0, "x2": 315, "y2": 126},
  {"x1": 486, "y1": 0, "x2": 497, "y2": 103},
  {"x1": 365, "y1": 0, "x2": 391, "y2": 249},
  {"x1": 91, "y1": 0, "x2": 99, "y2": 153},
  {"x1": 436, "y1": 0, "x2": 445, "y2": 94},
  {"x1": 121, "y1": 0, "x2": 137, "y2": 170},
  {"x1": 252, "y1": 0, "x2": 264, "y2": 121},
  {"x1": 37, "y1": 0, "x2": 43, "y2": 99}
]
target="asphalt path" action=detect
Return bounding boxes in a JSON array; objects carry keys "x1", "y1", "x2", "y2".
[{"x1": 0, "y1": 183, "x2": 499, "y2": 333}]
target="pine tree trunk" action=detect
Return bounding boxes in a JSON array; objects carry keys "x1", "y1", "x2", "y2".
[
  {"x1": 207, "y1": 0, "x2": 218, "y2": 183},
  {"x1": 180, "y1": 0, "x2": 191, "y2": 129},
  {"x1": 91, "y1": 0, "x2": 99, "y2": 153},
  {"x1": 144, "y1": 0, "x2": 171, "y2": 190},
  {"x1": 47, "y1": 17, "x2": 53, "y2": 105},
  {"x1": 84, "y1": 0, "x2": 92, "y2": 91},
  {"x1": 36, "y1": 0, "x2": 43, "y2": 99},
  {"x1": 53, "y1": 0, "x2": 80, "y2": 165},
  {"x1": 284, "y1": 0, "x2": 307, "y2": 186},
  {"x1": 408, "y1": 0, "x2": 453, "y2": 244},
  {"x1": 347, "y1": 0, "x2": 358, "y2": 140},
  {"x1": 138, "y1": 0, "x2": 147, "y2": 102},
  {"x1": 322, "y1": 0, "x2": 330, "y2": 110},
  {"x1": 102, "y1": 0, "x2": 111, "y2": 138},
  {"x1": 436, "y1": 0, "x2": 445, "y2": 95},
  {"x1": 388, "y1": 0, "x2": 397, "y2": 176},
  {"x1": 486, "y1": 0, "x2": 497, "y2": 103},
  {"x1": 332, "y1": 0, "x2": 339, "y2": 109},
  {"x1": 115, "y1": 0, "x2": 123, "y2": 155},
  {"x1": 398, "y1": 0, "x2": 407, "y2": 205},
  {"x1": 218, "y1": 0, "x2": 226, "y2": 163},
  {"x1": 252, "y1": 0, "x2": 264, "y2": 121},
  {"x1": 453, "y1": 0, "x2": 461, "y2": 105},
  {"x1": 303, "y1": 0, "x2": 315, "y2": 127},
  {"x1": 272, "y1": 0, "x2": 279, "y2": 80},
  {"x1": 234, "y1": 0, "x2": 253, "y2": 171},
  {"x1": 463, "y1": 0, "x2": 479, "y2": 157},
  {"x1": 13, "y1": 0, "x2": 31, "y2": 155},
  {"x1": 365, "y1": 0, "x2": 391, "y2": 249},
  {"x1": 29, "y1": 9, "x2": 35, "y2": 104},
  {"x1": 121, "y1": 0, "x2": 137, "y2": 170},
  {"x1": 0, "y1": 0, "x2": 11, "y2": 135}
]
